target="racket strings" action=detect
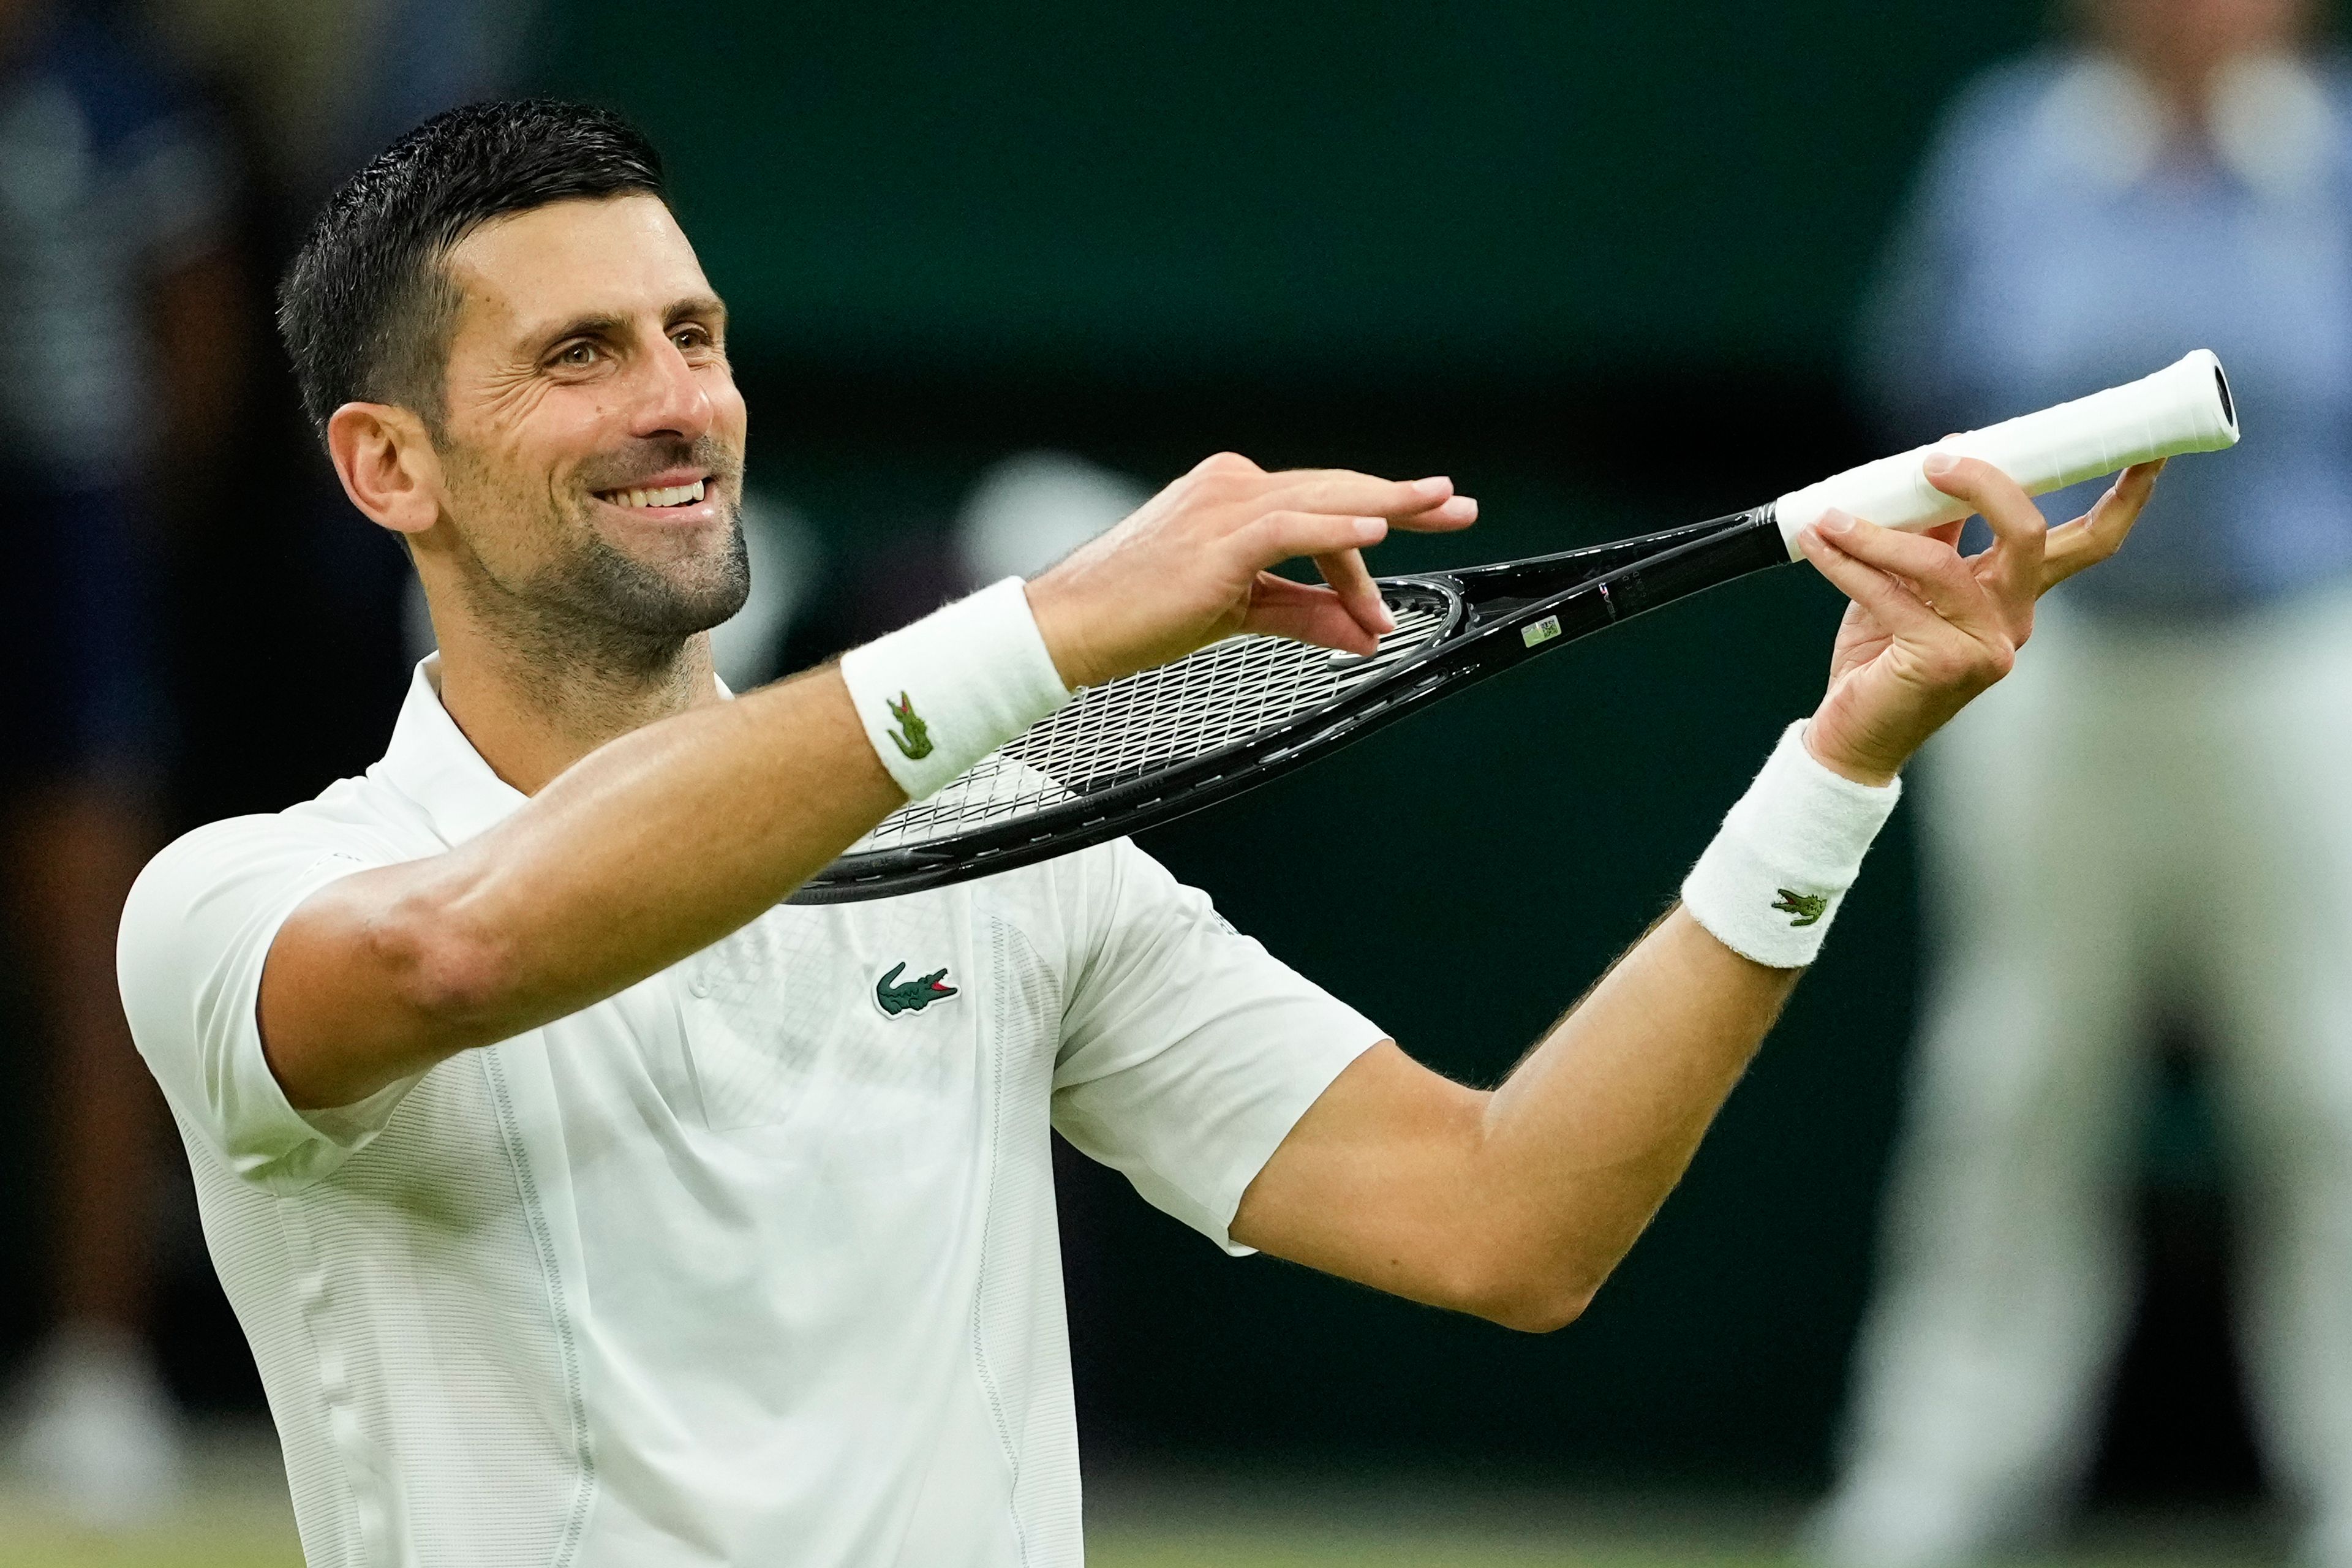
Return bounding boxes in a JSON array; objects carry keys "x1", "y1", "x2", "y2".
[{"x1": 857, "y1": 599, "x2": 1452, "y2": 851}]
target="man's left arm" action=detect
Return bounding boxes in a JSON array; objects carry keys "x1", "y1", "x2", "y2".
[{"x1": 1231, "y1": 455, "x2": 2163, "y2": 1330}]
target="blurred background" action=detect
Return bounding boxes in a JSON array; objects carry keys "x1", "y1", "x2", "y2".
[{"x1": 1, "y1": 0, "x2": 2341, "y2": 1563}]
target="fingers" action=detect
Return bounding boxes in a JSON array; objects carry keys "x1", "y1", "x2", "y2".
[
  {"x1": 1807, "y1": 512, "x2": 2001, "y2": 641},
  {"x1": 1240, "y1": 572, "x2": 1382, "y2": 654},
  {"x1": 1923, "y1": 453, "x2": 2045, "y2": 609},
  {"x1": 1313, "y1": 546, "x2": 1396, "y2": 636},
  {"x1": 1186, "y1": 450, "x2": 1267, "y2": 483},
  {"x1": 1795, "y1": 526, "x2": 1951, "y2": 642},
  {"x1": 1048, "y1": 450, "x2": 1474, "y2": 685},
  {"x1": 2042, "y1": 458, "x2": 2163, "y2": 589},
  {"x1": 1389, "y1": 495, "x2": 1479, "y2": 532},
  {"x1": 1227, "y1": 470, "x2": 1465, "y2": 644},
  {"x1": 1236, "y1": 510, "x2": 1387, "y2": 572},
  {"x1": 1259, "y1": 469, "x2": 1474, "y2": 524}
]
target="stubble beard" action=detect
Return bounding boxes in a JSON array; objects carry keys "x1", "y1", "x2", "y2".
[{"x1": 443, "y1": 434, "x2": 752, "y2": 698}]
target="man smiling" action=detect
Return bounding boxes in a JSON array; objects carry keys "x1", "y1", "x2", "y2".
[{"x1": 119, "y1": 101, "x2": 2151, "y2": 1565}]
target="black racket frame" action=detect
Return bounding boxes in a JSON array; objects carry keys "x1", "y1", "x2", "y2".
[{"x1": 790, "y1": 508, "x2": 1789, "y2": 904}]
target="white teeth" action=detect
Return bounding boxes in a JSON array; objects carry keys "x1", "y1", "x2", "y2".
[
  {"x1": 606, "y1": 479, "x2": 708, "y2": 508},
  {"x1": 602, "y1": 481, "x2": 701, "y2": 512}
]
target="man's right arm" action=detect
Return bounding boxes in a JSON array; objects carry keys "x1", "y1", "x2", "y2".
[
  {"x1": 258, "y1": 664, "x2": 899, "y2": 1108},
  {"x1": 257, "y1": 454, "x2": 1477, "y2": 1110}
]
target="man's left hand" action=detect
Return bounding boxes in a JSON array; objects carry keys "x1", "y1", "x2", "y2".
[{"x1": 1796, "y1": 454, "x2": 2165, "y2": 786}]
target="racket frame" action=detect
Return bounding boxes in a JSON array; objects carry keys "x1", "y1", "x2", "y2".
[
  {"x1": 793, "y1": 346, "x2": 2241, "y2": 903},
  {"x1": 789, "y1": 509, "x2": 1785, "y2": 904}
]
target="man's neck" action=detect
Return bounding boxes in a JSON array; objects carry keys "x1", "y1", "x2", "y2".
[{"x1": 431, "y1": 612, "x2": 724, "y2": 796}]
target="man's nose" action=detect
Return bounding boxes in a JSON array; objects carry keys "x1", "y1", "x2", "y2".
[{"x1": 626, "y1": 336, "x2": 715, "y2": 442}]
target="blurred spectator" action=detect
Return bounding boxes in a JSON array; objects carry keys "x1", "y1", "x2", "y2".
[
  {"x1": 1809, "y1": 1, "x2": 2352, "y2": 1564},
  {"x1": 144, "y1": 0, "x2": 541, "y2": 213},
  {"x1": 146, "y1": 0, "x2": 549, "y2": 789},
  {"x1": 707, "y1": 495, "x2": 823, "y2": 690},
  {"x1": 0, "y1": 0, "x2": 243, "y2": 1528},
  {"x1": 780, "y1": 451, "x2": 1144, "y2": 674},
  {"x1": 954, "y1": 450, "x2": 1149, "y2": 584}
]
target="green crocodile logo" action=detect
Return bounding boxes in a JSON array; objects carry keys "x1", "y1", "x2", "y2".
[
  {"x1": 1772, "y1": 889, "x2": 1829, "y2": 928},
  {"x1": 885, "y1": 692, "x2": 933, "y2": 761},
  {"x1": 875, "y1": 961, "x2": 958, "y2": 1017}
]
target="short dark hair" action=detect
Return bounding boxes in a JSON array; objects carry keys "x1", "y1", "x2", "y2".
[{"x1": 277, "y1": 99, "x2": 668, "y2": 441}]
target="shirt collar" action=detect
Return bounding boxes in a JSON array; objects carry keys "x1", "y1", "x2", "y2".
[
  {"x1": 2043, "y1": 51, "x2": 2333, "y2": 198},
  {"x1": 370, "y1": 656, "x2": 530, "y2": 848},
  {"x1": 369, "y1": 654, "x2": 736, "y2": 848}
]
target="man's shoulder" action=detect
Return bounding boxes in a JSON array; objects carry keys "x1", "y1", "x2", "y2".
[
  {"x1": 965, "y1": 836, "x2": 1153, "y2": 914},
  {"x1": 127, "y1": 775, "x2": 434, "y2": 935}
]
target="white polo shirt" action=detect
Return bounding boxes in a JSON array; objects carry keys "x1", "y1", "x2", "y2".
[{"x1": 118, "y1": 660, "x2": 1383, "y2": 1568}]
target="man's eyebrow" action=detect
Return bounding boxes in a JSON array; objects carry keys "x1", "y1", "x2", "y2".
[
  {"x1": 519, "y1": 298, "x2": 728, "y2": 357},
  {"x1": 526, "y1": 311, "x2": 631, "y2": 352},
  {"x1": 666, "y1": 295, "x2": 728, "y2": 328}
]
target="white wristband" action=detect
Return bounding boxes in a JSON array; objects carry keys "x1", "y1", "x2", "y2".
[
  {"x1": 837, "y1": 577, "x2": 1073, "y2": 801},
  {"x1": 1680, "y1": 720, "x2": 1902, "y2": 968}
]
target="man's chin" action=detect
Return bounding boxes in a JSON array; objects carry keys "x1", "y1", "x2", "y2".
[{"x1": 565, "y1": 518, "x2": 750, "y2": 640}]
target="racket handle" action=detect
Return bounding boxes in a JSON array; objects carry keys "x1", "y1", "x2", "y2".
[{"x1": 1770, "y1": 349, "x2": 2241, "y2": 558}]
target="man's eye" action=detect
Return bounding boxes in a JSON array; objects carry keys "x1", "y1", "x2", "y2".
[
  {"x1": 556, "y1": 342, "x2": 599, "y2": 368},
  {"x1": 674, "y1": 327, "x2": 711, "y2": 350}
]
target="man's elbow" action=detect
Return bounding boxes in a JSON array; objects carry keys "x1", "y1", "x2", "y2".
[
  {"x1": 1449, "y1": 1251, "x2": 1601, "y2": 1334},
  {"x1": 262, "y1": 876, "x2": 519, "y2": 1111},
  {"x1": 1472, "y1": 1280, "x2": 1597, "y2": 1335},
  {"x1": 368, "y1": 887, "x2": 519, "y2": 1038}
]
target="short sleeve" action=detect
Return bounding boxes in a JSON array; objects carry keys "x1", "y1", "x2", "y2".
[
  {"x1": 1050, "y1": 842, "x2": 1385, "y2": 1254},
  {"x1": 118, "y1": 815, "x2": 416, "y2": 1193}
]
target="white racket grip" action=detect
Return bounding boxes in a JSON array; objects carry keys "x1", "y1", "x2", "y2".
[{"x1": 1771, "y1": 349, "x2": 2241, "y2": 557}]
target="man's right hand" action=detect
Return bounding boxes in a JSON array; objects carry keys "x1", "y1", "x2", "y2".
[{"x1": 1022, "y1": 452, "x2": 1478, "y2": 691}]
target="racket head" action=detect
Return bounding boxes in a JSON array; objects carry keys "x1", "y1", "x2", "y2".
[{"x1": 791, "y1": 578, "x2": 1465, "y2": 903}]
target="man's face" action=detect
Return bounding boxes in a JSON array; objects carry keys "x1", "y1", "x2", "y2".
[{"x1": 430, "y1": 193, "x2": 750, "y2": 647}]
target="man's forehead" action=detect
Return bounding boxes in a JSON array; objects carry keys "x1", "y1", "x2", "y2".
[{"x1": 446, "y1": 194, "x2": 717, "y2": 340}]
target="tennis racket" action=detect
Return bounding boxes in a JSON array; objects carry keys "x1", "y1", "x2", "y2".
[{"x1": 793, "y1": 349, "x2": 2241, "y2": 904}]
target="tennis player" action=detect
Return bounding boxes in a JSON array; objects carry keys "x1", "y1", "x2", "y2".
[{"x1": 118, "y1": 101, "x2": 2159, "y2": 1566}]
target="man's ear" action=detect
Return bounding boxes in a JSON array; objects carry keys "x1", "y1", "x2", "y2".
[{"x1": 325, "y1": 402, "x2": 445, "y2": 538}]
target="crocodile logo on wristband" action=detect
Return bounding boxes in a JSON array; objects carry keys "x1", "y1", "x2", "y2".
[
  {"x1": 884, "y1": 692, "x2": 934, "y2": 760},
  {"x1": 1772, "y1": 888, "x2": 1829, "y2": 927}
]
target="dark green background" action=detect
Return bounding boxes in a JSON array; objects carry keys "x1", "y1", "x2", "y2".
[
  {"x1": 0, "y1": 0, "x2": 2259, "y2": 1509},
  {"x1": 545, "y1": 1, "x2": 2052, "y2": 375},
  {"x1": 526, "y1": 1, "x2": 2249, "y2": 1490}
]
